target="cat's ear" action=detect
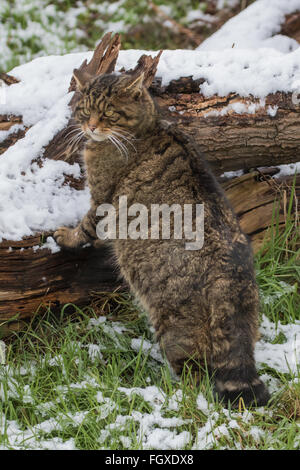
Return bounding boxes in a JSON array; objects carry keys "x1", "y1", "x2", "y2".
[
  {"x1": 73, "y1": 68, "x2": 92, "y2": 92},
  {"x1": 126, "y1": 73, "x2": 145, "y2": 91},
  {"x1": 120, "y1": 73, "x2": 145, "y2": 98}
]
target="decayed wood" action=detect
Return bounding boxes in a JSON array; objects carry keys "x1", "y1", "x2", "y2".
[
  {"x1": 70, "y1": 32, "x2": 121, "y2": 89},
  {"x1": 0, "y1": 236, "x2": 120, "y2": 322},
  {"x1": 124, "y1": 50, "x2": 163, "y2": 88},
  {"x1": 223, "y1": 171, "x2": 300, "y2": 254},
  {"x1": 2, "y1": 81, "x2": 300, "y2": 174},
  {"x1": 69, "y1": 32, "x2": 122, "y2": 110},
  {"x1": 0, "y1": 72, "x2": 19, "y2": 85},
  {"x1": 153, "y1": 89, "x2": 300, "y2": 174},
  {"x1": 281, "y1": 11, "x2": 300, "y2": 43}
]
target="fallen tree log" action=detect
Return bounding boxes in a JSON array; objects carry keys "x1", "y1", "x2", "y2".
[
  {"x1": 2, "y1": 76, "x2": 300, "y2": 174},
  {"x1": 0, "y1": 238, "x2": 118, "y2": 323},
  {"x1": 154, "y1": 89, "x2": 300, "y2": 174},
  {"x1": 223, "y1": 170, "x2": 300, "y2": 254}
]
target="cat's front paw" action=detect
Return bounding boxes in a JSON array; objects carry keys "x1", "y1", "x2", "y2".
[{"x1": 54, "y1": 226, "x2": 82, "y2": 250}]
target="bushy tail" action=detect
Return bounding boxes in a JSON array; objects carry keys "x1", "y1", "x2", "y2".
[{"x1": 213, "y1": 365, "x2": 270, "y2": 408}]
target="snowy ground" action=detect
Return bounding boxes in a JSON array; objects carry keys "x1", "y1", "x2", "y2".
[
  {"x1": 0, "y1": 302, "x2": 299, "y2": 450},
  {"x1": 0, "y1": 0, "x2": 238, "y2": 72}
]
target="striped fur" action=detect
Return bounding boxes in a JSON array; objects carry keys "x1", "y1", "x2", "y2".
[{"x1": 54, "y1": 73, "x2": 270, "y2": 408}]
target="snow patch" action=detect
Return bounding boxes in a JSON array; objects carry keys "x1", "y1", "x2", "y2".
[
  {"x1": 198, "y1": 0, "x2": 300, "y2": 52},
  {"x1": 256, "y1": 315, "x2": 300, "y2": 374}
]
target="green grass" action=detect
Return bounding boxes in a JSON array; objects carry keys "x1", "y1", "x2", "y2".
[
  {"x1": 0, "y1": 207, "x2": 299, "y2": 449},
  {"x1": 0, "y1": 0, "x2": 247, "y2": 73},
  {"x1": 256, "y1": 183, "x2": 300, "y2": 326}
]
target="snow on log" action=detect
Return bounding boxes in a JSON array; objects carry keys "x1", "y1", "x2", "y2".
[
  {"x1": 3, "y1": 1, "x2": 300, "y2": 174},
  {"x1": 1, "y1": 0, "x2": 300, "y2": 328}
]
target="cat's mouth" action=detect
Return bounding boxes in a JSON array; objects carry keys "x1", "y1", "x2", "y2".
[
  {"x1": 88, "y1": 132, "x2": 108, "y2": 142},
  {"x1": 85, "y1": 128, "x2": 110, "y2": 142},
  {"x1": 83, "y1": 124, "x2": 135, "y2": 159}
]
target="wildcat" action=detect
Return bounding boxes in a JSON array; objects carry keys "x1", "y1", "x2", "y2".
[{"x1": 54, "y1": 71, "x2": 270, "y2": 407}]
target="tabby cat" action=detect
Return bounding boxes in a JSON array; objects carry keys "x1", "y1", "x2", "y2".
[{"x1": 54, "y1": 71, "x2": 270, "y2": 407}]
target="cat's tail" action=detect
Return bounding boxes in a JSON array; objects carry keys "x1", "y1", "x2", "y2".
[
  {"x1": 213, "y1": 365, "x2": 270, "y2": 408},
  {"x1": 208, "y1": 268, "x2": 270, "y2": 408}
]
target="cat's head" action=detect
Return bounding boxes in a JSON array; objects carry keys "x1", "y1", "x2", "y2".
[{"x1": 73, "y1": 72, "x2": 157, "y2": 144}]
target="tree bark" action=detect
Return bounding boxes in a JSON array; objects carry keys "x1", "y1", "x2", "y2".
[
  {"x1": 153, "y1": 88, "x2": 300, "y2": 174},
  {"x1": 281, "y1": 11, "x2": 300, "y2": 43},
  {"x1": 2, "y1": 82, "x2": 300, "y2": 174},
  {"x1": 224, "y1": 170, "x2": 300, "y2": 254}
]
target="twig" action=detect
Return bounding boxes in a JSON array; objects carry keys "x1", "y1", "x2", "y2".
[
  {"x1": 241, "y1": 0, "x2": 248, "y2": 11},
  {"x1": 0, "y1": 73, "x2": 19, "y2": 85}
]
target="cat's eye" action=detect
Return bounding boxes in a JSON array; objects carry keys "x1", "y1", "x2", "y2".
[{"x1": 105, "y1": 110, "x2": 114, "y2": 117}]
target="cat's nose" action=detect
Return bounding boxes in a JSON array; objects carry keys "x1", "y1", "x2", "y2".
[{"x1": 88, "y1": 124, "x2": 97, "y2": 132}]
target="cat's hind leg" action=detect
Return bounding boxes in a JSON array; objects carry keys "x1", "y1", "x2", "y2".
[{"x1": 208, "y1": 278, "x2": 270, "y2": 408}]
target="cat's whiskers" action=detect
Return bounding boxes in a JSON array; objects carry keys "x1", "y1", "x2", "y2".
[
  {"x1": 65, "y1": 123, "x2": 82, "y2": 131},
  {"x1": 68, "y1": 129, "x2": 84, "y2": 143},
  {"x1": 114, "y1": 126, "x2": 137, "y2": 140},
  {"x1": 108, "y1": 134, "x2": 129, "y2": 162},
  {"x1": 110, "y1": 129, "x2": 137, "y2": 154},
  {"x1": 66, "y1": 124, "x2": 81, "y2": 129},
  {"x1": 110, "y1": 135, "x2": 129, "y2": 161},
  {"x1": 108, "y1": 135, "x2": 125, "y2": 160},
  {"x1": 64, "y1": 127, "x2": 82, "y2": 141},
  {"x1": 113, "y1": 136, "x2": 130, "y2": 159},
  {"x1": 68, "y1": 130, "x2": 85, "y2": 149}
]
